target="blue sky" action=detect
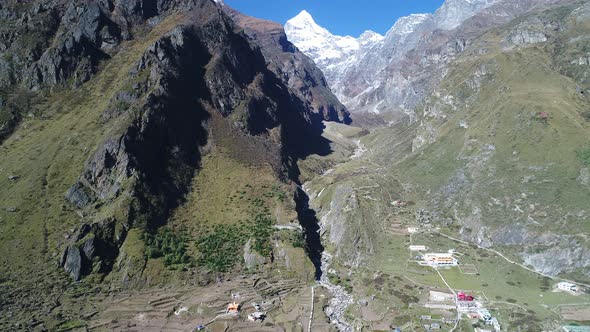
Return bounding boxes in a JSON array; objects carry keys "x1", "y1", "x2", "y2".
[{"x1": 224, "y1": 0, "x2": 445, "y2": 37}]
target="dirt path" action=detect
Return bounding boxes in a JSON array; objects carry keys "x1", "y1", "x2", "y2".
[{"x1": 433, "y1": 268, "x2": 460, "y2": 332}]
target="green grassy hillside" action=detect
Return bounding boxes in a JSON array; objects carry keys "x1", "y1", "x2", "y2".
[{"x1": 300, "y1": 2, "x2": 590, "y2": 330}]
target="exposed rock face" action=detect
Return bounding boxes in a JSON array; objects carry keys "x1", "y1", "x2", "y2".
[
  {"x1": 523, "y1": 243, "x2": 590, "y2": 277},
  {"x1": 226, "y1": 8, "x2": 351, "y2": 124},
  {"x1": 66, "y1": 137, "x2": 131, "y2": 208},
  {"x1": 61, "y1": 220, "x2": 118, "y2": 281},
  {"x1": 61, "y1": 246, "x2": 83, "y2": 281},
  {"x1": 434, "y1": 0, "x2": 498, "y2": 30},
  {"x1": 504, "y1": 16, "x2": 559, "y2": 47},
  {"x1": 0, "y1": 0, "x2": 196, "y2": 141},
  {"x1": 243, "y1": 239, "x2": 266, "y2": 269},
  {"x1": 24, "y1": 2, "x2": 118, "y2": 89}
]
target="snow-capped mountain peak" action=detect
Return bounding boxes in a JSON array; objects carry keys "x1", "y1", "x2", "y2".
[
  {"x1": 285, "y1": 10, "x2": 366, "y2": 63},
  {"x1": 287, "y1": 10, "x2": 314, "y2": 26},
  {"x1": 285, "y1": 10, "x2": 327, "y2": 36}
]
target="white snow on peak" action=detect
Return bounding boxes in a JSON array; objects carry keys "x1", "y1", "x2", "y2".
[
  {"x1": 435, "y1": 0, "x2": 499, "y2": 30},
  {"x1": 286, "y1": 10, "x2": 333, "y2": 39},
  {"x1": 389, "y1": 13, "x2": 432, "y2": 36},
  {"x1": 359, "y1": 30, "x2": 385, "y2": 45},
  {"x1": 285, "y1": 10, "x2": 365, "y2": 62},
  {"x1": 288, "y1": 10, "x2": 314, "y2": 25}
]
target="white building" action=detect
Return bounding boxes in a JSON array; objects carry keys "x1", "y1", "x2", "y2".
[
  {"x1": 478, "y1": 309, "x2": 492, "y2": 321},
  {"x1": 423, "y1": 253, "x2": 458, "y2": 267},
  {"x1": 457, "y1": 300, "x2": 480, "y2": 312},
  {"x1": 557, "y1": 282, "x2": 578, "y2": 293},
  {"x1": 410, "y1": 245, "x2": 427, "y2": 251}
]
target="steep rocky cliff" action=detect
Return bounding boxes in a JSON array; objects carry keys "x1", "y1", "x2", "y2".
[
  {"x1": 226, "y1": 7, "x2": 351, "y2": 125},
  {"x1": 0, "y1": 0, "x2": 348, "y2": 329}
]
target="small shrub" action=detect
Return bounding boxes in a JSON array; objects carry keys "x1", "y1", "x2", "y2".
[
  {"x1": 576, "y1": 147, "x2": 590, "y2": 166},
  {"x1": 282, "y1": 230, "x2": 304, "y2": 248}
]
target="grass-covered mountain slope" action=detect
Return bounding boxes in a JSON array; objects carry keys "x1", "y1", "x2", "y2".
[
  {"x1": 403, "y1": 1, "x2": 590, "y2": 279},
  {"x1": 0, "y1": 0, "x2": 350, "y2": 330},
  {"x1": 298, "y1": 1, "x2": 590, "y2": 330}
]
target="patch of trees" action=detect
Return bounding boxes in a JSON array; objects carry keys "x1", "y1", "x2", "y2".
[
  {"x1": 143, "y1": 229, "x2": 190, "y2": 267},
  {"x1": 195, "y1": 212, "x2": 274, "y2": 272}
]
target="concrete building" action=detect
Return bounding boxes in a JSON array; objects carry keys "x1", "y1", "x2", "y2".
[
  {"x1": 423, "y1": 253, "x2": 458, "y2": 267},
  {"x1": 429, "y1": 291, "x2": 455, "y2": 302},
  {"x1": 457, "y1": 300, "x2": 480, "y2": 312},
  {"x1": 478, "y1": 309, "x2": 492, "y2": 321},
  {"x1": 410, "y1": 245, "x2": 427, "y2": 251},
  {"x1": 557, "y1": 281, "x2": 578, "y2": 293}
]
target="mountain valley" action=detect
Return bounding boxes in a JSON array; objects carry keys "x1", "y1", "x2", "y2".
[{"x1": 1, "y1": 0, "x2": 590, "y2": 331}]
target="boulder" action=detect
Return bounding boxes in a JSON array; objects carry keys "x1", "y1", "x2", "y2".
[
  {"x1": 60, "y1": 220, "x2": 118, "y2": 280},
  {"x1": 578, "y1": 168, "x2": 590, "y2": 186},
  {"x1": 61, "y1": 245, "x2": 82, "y2": 281},
  {"x1": 243, "y1": 239, "x2": 266, "y2": 270},
  {"x1": 65, "y1": 182, "x2": 93, "y2": 208}
]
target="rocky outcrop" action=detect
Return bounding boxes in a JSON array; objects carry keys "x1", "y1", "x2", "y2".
[
  {"x1": 0, "y1": 0, "x2": 201, "y2": 143},
  {"x1": 523, "y1": 242, "x2": 590, "y2": 277},
  {"x1": 66, "y1": 137, "x2": 131, "y2": 208},
  {"x1": 243, "y1": 239, "x2": 266, "y2": 269},
  {"x1": 226, "y1": 8, "x2": 351, "y2": 124},
  {"x1": 0, "y1": 0, "x2": 203, "y2": 91},
  {"x1": 503, "y1": 16, "x2": 560, "y2": 47},
  {"x1": 61, "y1": 220, "x2": 118, "y2": 281},
  {"x1": 61, "y1": 246, "x2": 83, "y2": 281}
]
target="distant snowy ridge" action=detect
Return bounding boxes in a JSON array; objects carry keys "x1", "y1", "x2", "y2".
[{"x1": 285, "y1": 0, "x2": 504, "y2": 114}]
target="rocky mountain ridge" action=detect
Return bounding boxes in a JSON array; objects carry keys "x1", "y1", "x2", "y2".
[{"x1": 286, "y1": 0, "x2": 576, "y2": 117}]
